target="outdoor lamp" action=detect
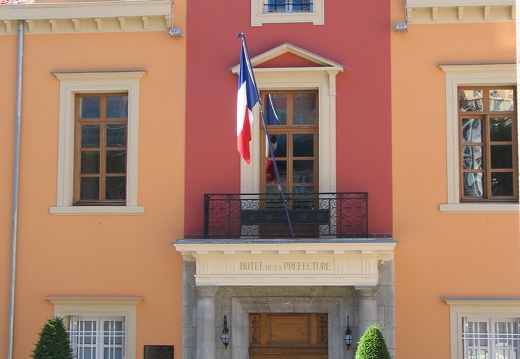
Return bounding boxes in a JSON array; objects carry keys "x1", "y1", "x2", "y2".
[
  {"x1": 344, "y1": 315, "x2": 353, "y2": 350},
  {"x1": 221, "y1": 315, "x2": 230, "y2": 349}
]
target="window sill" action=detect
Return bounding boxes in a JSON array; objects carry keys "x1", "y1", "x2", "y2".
[
  {"x1": 439, "y1": 203, "x2": 519, "y2": 213},
  {"x1": 49, "y1": 206, "x2": 144, "y2": 215}
]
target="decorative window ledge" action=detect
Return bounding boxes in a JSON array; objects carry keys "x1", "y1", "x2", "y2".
[
  {"x1": 440, "y1": 203, "x2": 519, "y2": 213},
  {"x1": 49, "y1": 206, "x2": 144, "y2": 215}
]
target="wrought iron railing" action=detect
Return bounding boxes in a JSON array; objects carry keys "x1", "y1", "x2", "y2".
[{"x1": 204, "y1": 192, "x2": 368, "y2": 239}]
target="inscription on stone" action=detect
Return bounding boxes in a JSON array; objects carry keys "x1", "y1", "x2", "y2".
[
  {"x1": 239, "y1": 260, "x2": 332, "y2": 272},
  {"x1": 144, "y1": 345, "x2": 174, "y2": 359}
]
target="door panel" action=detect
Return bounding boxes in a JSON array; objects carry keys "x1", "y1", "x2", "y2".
[{"x1": 249, "y1": 313, "x2": 328, "y2": 359}]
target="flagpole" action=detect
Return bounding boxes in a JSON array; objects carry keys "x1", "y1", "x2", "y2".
[{"x1": 238, "y1": 33, "x2": 295, "y2": 239}]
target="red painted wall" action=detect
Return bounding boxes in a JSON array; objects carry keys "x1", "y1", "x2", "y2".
[{"x1": 185, "y1": 0, "x2": 392, "y2": 236}]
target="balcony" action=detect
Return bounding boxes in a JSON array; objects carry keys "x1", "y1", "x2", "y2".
[{"x1": 204, "y1": 192, "x2": 368, "y2": 239}]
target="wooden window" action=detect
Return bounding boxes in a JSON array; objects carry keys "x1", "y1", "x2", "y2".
[
  {"x1": 74, "y1": 94, "x2": 128, "y2": 205},
  {"x1": 260, "y1": 90, "x2": 319, "y2": 195},
  {"x1": 458, "y1": 86, "x2": 518, "y2": 202}
]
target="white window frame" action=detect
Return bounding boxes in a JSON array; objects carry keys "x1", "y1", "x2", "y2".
[
  {"x1": 444, "y1": 298, "x2": 520, "y2": 359},
  {"x1": 439, "y1": 64, "x2": 520, "y2": 213},
  {"x1": 48, "y1": 297, "x2": 142, "y2": 359},
  {"x1": 50, "y1": 71, "x2": 145, "y2": 215},
  {"x1": 69, "y1": 316, "x2": 126, "y2": 359},
  {"x1": 251, "y1": 0, "x2": 324, "y2": 26}
]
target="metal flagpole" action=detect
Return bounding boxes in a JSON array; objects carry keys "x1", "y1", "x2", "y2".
[{"x1": 238, "y1": 33, "x2": 294, "y2": 239}]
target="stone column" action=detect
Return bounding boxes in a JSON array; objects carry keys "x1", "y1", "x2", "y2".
[
  {"x1": 355, "y1": 286, "x2": 379, "y2": 335},
  {"x1": 196, "y1": 286, "x2": 219, "y2": 359}
]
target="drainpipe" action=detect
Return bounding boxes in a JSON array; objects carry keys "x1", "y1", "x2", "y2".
[{"x1": 7, "y1": 19, "x2": 24, "y2": 359}]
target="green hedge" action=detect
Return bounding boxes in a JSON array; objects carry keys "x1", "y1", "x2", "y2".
[
  {"x1": 33, "y1": 316, "x2": 73, "y2": 359},
  {"x1": 355, "y1": 324, "x2": 391, "y2": 359}
]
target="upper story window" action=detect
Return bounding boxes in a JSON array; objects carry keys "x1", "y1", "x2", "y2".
[
  {"x1": 251, "y1": 0, "x2": 324, "y2": 26},
  {"x1": 439, "y1": 64, "x2": 519, "y2": 213},
  {"x1": 260, "y1": 91, "x2": 319, "y2": 194},
  {"x1": 75, "y1": 94, "x2": 128, "y2": 205},
  {"x1": 265, "y1": 0, "x2": 313, "y2": 13},
  {"x1": 458, "y1": 86, "x2": 518, "y2": 202},
  {"x1": 50, "y1": 71, "x2": 145, "y2": 215}
]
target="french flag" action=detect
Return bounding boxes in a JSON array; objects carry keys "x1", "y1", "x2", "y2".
[{"x1": 236, "y1": 36, "x2": 259, "y2": 164}]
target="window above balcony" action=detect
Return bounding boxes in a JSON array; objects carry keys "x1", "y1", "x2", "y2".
[{"x1": 405, "y1": 0, "x2": 515, "y2": 24}]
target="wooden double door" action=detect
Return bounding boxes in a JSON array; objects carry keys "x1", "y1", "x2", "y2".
[{"x1": 249, "y1": 313, "x2": 328, "y2": 359}]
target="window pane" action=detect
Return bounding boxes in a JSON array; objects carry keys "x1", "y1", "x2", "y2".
[
  {"x1": 293, "y1": 160, "x2": 313, "y2": 183},
  {"x1": 267, "y1": 93, "x2": 287, "y2": 125},
  {"x1": 266, "y1": 0, "x2": 287, "y2": 12},
  {"x1": 81, "y1": 125, "x2": 100, "y2": 148},
  {"x1": 80, "y1": 178, "x2": 99, "y2": 200},
  {"x1": 270, "y1": 134, "x2": 287, "y2": 157},
  {"x1": 462, "y1": 119, "x2": 482, "y2": 142},
  {"x1": 292, "y1": 0, "x2": 313, "y2": 12},
  {"x1": 463, "y1": 173, "x2": 483, "y2": 197},
  {"x1": 79, "y1": 97, "x2": 101, "y2": 118},
  {"x1": 106, "y1": 124, "x2": 127, "y2": 147},
  {"x1": 81, "y1": 152, "x2": 100, "y2": 174},
  {"x1": 489, "y1": 89, "x2": 514, "y2": 111},
  {"x1": 459, "y1": 90, "x2": 483, "y2": 112},
  {"x1": 106, "y1": 151, "x2": 126, "y2": 173},
  {"x1": 491, "y1": 172, "x2": 513, "y2": 196},
  {"x1": 293, "y1": 134, "x2": 314, "y2": 157},
  {"x1": 266, "y1": 160, "x2": 286, "y2": 185},
  {"x1": 462, "y1": 146, "x2": 483, "y2": 169},
  {"x1": 490, "y1": 145, "x2": 513, "y2": 169},
  {"x1": 106, "y1": 177, "x2": 126, "y2": 200},
  {"x1": 490, "y1": 117, "x2": 512, "y2": 141},
  {"x1": 293, "y1": 93, "x2": 317, "y2": 125},
  {"x1": 106, "y1": 95, "x2": 128, "y2": 118}
]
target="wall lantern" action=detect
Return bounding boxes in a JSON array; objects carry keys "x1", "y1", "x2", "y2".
[
  {"x1": 344, "y1": 315, "x2": 353, "y2": 350},
  {"x1": 221, "y1": 315, "x2": 230, "y2": 349}
]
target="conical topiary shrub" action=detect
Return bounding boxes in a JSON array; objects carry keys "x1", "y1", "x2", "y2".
[
  {"x1": 33, "y1": 316, "x2": 73, "y2": 359},
  {"x1": 355, "y1": 324, "x2": 391, "y2": 359}
]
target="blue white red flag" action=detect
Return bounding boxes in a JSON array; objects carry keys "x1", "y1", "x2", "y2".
[{"x1": 237, "y1": 37, "x2": 259, "y2": 164}]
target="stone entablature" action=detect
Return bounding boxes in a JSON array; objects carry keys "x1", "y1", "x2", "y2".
[
  {"x1": 404, "y1": 0, "x2": 515, "y2": 24},
  {"x1": 0, "y1": 0, "x2": 171, "y2": 34},
  {"x1": 173, "y1": 239, "x2": 396, "y2": 287}
]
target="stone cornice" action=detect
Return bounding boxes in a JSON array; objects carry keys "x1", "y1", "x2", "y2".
[
  {"x1": 0, "y1": 0, "x2": 171, "y2": 34},
  {"x1": 173, "y1": 239, "x2": 396, "y2": 287},
  {"x1": 404, "y1": 3, "x2": 515, "y2": 24}
]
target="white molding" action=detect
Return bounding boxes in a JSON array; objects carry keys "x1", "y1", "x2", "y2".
[
  {"x1": 50, "y1": 71, "x2": 145, "y2": 215},
  {"x1": 440, "y1": 203, "x2": 519, "y2": 213},
  {"x1": 438, "y1": 64, "x2": 518, "y2": 210},
  {"x1": 48, "y1": 297, "x2": 143, "y2": 359},
  {"x1": 0, "y1": 0, "x2": 171, "y2": 35},
  {"x1": 405, "y1": 4, "x2": 515, "y2": 23},
  {"x1": 173, "y1": 240, "x2": 396, "y2": 287},
  {"x1": 251, "y1": 0, "x2": 324, "y2": 26}
]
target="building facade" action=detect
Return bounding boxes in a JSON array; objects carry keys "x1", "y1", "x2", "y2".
[
  {"x1": 175, "y1": 1, "x2": 395, "y2": 358},
  {"x1": 0, "y1": 0, "x2": 186, "y2": 358},
  {"x1": 2, "y1": 0, "x2": 518, "y2": 358},
  {"x1": 391, "y1": 0, "x2": 520, "y2": 358}
]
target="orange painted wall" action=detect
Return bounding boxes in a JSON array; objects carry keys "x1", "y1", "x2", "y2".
[
  {"x1": 0, "y1": 24, "x2": 186, "y2": 359},
  {"x1": 391, "y1": 1, "x2": 519, "y2": 358}
]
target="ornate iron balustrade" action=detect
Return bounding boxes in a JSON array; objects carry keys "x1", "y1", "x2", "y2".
[{"x1": 204, "y1": 192, "x2": 368, "y2": 239}]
